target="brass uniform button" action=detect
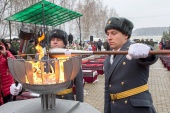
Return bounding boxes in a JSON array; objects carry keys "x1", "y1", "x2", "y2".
[
  {"x1": 123, "y1": 62, "x2": 126, "y2": 65},
  {"x1": 61, "y1": 95, "x2": 64, "y2": 98},
  {"x1": 124, "y1": 100, "x2": 128, "y2": 104},
  {"x1": 121, "y1": 82, "x2": 124, "y2": 85}
]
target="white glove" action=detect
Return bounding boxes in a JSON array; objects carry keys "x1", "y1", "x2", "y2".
[
  {"x1": 10, "y1": 83, "x2": 22, "y2": 96},
  {"x1": 126, "y1": 43, "x2": 150, "y2": 60},
  {"x1": 30, "y1": 92, "x2": 40, "y2": 97}
]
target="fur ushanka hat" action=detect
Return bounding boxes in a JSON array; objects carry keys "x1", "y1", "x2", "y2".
[
  {"x1": 105, "y1": 17, "x2": 134, "y2": 38},
  {"x1": 49, "y1": 29, "x2": 68, "y2": 46}
]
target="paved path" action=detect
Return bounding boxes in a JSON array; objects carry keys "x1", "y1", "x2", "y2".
[{"x1": 84, "y1": 57, "x2": 170, "y2": 113}]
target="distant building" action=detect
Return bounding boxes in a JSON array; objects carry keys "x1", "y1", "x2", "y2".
[
  {"x1": 132, "y1": 27, "x2": 169, "y2": 36},
  {"x1": 131, "y1": 27, "x2": 167, "y2": 43}
]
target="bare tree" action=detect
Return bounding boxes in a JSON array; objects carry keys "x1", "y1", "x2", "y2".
[
  {"x1": 0, "y1": 0, "x2": 118, "y2": 41},
  {"x1": 0, "y1": 0, "x2": 9, "y2": 23},
  {"x1": 0, "y1": 0, "x2": 43, "y2": 38},
  {"x1": 73, "y1": 0, "x2": 118, "y2": 41},
  {"x1": 0, "y1": 0, "x2": 10, "y2": 38}
]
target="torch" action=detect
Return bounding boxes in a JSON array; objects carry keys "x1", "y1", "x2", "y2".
[
  {"x1": 19, "y1": 28, "x2": 34, "y2": 54},
  {"x1": 48, "y1": 48, "x2": 170, "y2": 58}
]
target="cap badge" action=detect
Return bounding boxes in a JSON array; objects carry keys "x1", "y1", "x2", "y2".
[{"x1": 108, "y1": 20, "x2": 111, "y2": 24}]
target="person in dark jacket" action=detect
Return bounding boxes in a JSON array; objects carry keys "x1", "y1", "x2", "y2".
[
  {"x1": 97, "y1": 39, "x2": 102, "y2": 51},
  {"x1": 104, "y1": 17, "x2": 158, "y2": 113},
  {"x1": 11, "y1": 38, "x2": 20, "y2": 52},
  {"x1": 68, "y1": 33, "x2": 73, "y2": 46},
  {"x1": 26, "y1": 39, "x2": 37, "y2": 59},
  {"x1": 103, "y1": 40, "x2": 110, "y2": 51}
]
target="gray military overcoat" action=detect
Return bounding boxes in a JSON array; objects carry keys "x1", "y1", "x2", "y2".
[{"x1": 104, "y1": 40, "x2": 158, "y2": 113}]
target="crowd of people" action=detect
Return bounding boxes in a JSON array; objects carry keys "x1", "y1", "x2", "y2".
[
  {"x1": 159, "y1": 38, "x2": 170, "y2": 50},
  {"x1": 133, "y1": 38, "x2": 155, "y2": 47},
  {"x1": 68, "y1": 39, "x2": 110, "y2": 52}
]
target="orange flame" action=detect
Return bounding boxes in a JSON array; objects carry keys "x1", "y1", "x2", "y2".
[
  {"x1": 35, "y1": 33, "x2": 45, "y2": 60},
  {"x1": 58, "y1": 59, "x2": 66, "y2": 83},
  {"x1": 26, "y1": 33, "x2": 66, "y2": 84}
]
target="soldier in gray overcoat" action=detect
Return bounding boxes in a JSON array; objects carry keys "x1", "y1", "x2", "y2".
[
  {"x1": 104, "y1": 17, "x2": 158, "y2": 113},
  {"x1": 49, "y1": 29, "x2": 84, "y2": 102}
]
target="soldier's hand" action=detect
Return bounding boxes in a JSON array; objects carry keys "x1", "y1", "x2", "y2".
[
  {"x1": 10, "y1": 83, "x2": 22, "y2": 96},
  {"x1": 126, "y1": 43, "x2": 150, "y2": 60}
]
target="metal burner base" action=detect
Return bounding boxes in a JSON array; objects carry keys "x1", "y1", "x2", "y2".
[
  {"x1": 0, "y1": 98, "x2": 100, "y2": 113},
  {"x1": 41, "y1": 94, "x2": 56, "y2": 109}
]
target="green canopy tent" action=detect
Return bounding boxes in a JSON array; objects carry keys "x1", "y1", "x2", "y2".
[{"x1": 5, "y1": 0, "x2": 83, "y2": 43}]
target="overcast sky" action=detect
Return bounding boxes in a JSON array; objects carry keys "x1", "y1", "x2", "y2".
[{"x1": 102, "y1": 0, "x2": 170, "y2": 31}]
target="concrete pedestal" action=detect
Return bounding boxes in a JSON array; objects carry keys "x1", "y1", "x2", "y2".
[{"x1": 0, "y1": 98, "x2": 101, "y2": 113}]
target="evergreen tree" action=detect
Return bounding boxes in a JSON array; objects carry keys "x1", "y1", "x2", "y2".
[{"x1": 162, "y1": 27, "x2": 170, "y2": 40}]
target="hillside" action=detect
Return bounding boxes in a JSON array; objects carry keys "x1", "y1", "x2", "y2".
[{"x1": 132, "y1": 27, "x2": 169, "y2": 36}]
